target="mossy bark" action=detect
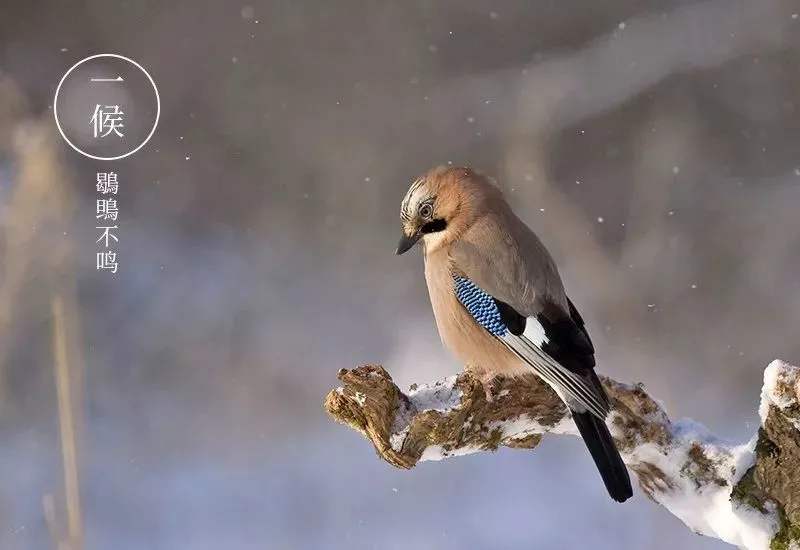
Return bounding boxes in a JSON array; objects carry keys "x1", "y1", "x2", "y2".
[{"x1": 731, "y1": 406, "x2": 800, "y2": 549}]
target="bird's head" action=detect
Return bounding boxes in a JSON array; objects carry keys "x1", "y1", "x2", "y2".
[{"x1": 396, "y1": 165, "x2": 491, "y2": 255}]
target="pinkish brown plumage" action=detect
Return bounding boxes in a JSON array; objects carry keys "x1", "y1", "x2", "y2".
[{"x1": 396, "y1": 165, "x2": 633, "y2": 502}]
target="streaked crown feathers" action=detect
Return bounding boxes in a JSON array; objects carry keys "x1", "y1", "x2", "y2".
[{"x1": 400, "y1": 166, "x2": 479, "y2": 222}]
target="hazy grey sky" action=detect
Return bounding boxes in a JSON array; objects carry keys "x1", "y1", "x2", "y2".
[{"x1": 1, "y1": 0, "x2": 799, "y2": 548}]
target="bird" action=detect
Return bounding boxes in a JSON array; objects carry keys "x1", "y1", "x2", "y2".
[{"x1": 395, "y1": 165, "x2": 633, "y2": 503}]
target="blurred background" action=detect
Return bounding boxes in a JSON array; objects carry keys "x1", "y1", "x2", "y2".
[{"x1": 1, "y1": 0, "x2": 799, "y2": 548}]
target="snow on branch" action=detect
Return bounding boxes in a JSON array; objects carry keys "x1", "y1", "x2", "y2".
[{"x1": 324, "y1": 360, "x2": 800, "y2": 550}]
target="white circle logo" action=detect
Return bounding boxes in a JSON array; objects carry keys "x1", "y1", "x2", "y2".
[{"x1": 53, "y1": 54, "x2": 160, "y2": 161}]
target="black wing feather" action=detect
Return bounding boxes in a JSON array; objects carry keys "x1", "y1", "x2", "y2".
[
  {"x1": 494, "y1": 299, "x2": 526, "y2": 336},
  {"x1": 537, "y1": 299, "x2": 595, "y2": 373}
]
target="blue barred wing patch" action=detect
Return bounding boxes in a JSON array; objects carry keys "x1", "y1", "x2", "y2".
[{"x1": 453, "y1": 276, "x2": 508, "y2": 337}]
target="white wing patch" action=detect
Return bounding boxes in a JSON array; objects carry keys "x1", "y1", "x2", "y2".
[{"x1": 522, "y1": 316, "x2": 548, "y2": 347}]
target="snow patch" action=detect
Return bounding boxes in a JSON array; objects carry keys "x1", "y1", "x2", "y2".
[
  {"x1": 628, "y1": 418, "x2": 778, "y2": 549},
  {"x1": 485, "y1": 413, "x2": 577, "y2": 443},
  {"x1": 760, "y1": 360, "x2": 799, "y2": 424},
  {"x1": 421, "y1": 443, "x2": 483, "y2": 462},
  {"x1": 389, "y1": 376, "x2": 463, "y2": 452},
  {"x1": 390, "y1": 425, "x2": 411, "y2": 452},
  {"x1": 406, "y1": 376, "x2": 462, "y2": 412}
]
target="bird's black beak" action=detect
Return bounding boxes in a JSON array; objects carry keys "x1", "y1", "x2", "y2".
[{"x1": 395, "y1": 231, "x2": 421, "y2": 255}]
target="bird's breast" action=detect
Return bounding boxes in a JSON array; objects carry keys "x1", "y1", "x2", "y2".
[{"x1": 423, "y1": 249, "x2": 527, "y2": 379}]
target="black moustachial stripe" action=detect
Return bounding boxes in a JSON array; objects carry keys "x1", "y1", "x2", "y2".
[{"x1": 420, "y1": 218, "x2": 447, "y2": 234}]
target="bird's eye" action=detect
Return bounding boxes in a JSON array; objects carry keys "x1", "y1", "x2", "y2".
[{"x1": 418, "y1": 203, "x2": 433, "y2": 219}]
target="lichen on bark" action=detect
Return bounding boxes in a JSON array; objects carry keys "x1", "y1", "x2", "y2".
[{"x1": 731, "y1": 401, "x2": 800, "y2": 549}]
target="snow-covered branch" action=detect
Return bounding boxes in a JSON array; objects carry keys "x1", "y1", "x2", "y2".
[{"x1": 324, "y1": 361, "x2": 800, "y2": 549}]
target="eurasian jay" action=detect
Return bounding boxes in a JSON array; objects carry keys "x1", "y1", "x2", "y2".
[{"x1": 396, "y1": 165, "x2": 633, "y2": 503}]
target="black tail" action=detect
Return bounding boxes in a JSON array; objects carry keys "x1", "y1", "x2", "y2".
[{"x1": 572, "y1": 410, "x2": 633, "y2": 502}]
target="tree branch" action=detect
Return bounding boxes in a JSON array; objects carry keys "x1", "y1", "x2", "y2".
[{"x1": 324, "y1": 361, "x2": 800, "y2": 549}]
